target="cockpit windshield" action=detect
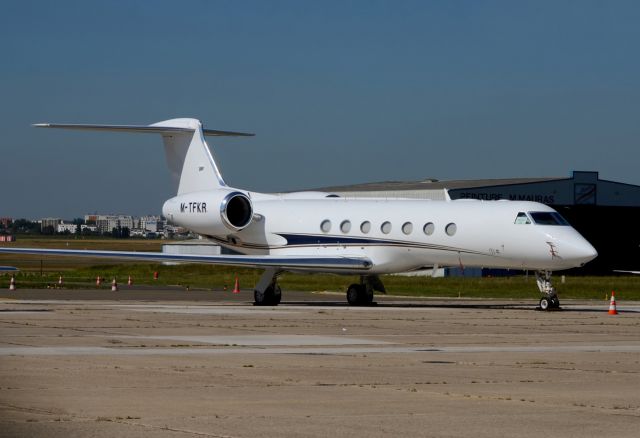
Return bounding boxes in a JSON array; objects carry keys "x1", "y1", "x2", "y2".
[{"x1": 529, "y1": 211, "x2": 569, "y2": 226}]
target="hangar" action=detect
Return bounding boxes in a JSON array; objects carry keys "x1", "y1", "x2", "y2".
[{"x1": 320, "y1": 171, "x2": 640, "y2": 274}]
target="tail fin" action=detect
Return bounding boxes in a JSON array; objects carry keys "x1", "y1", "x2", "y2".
[
  {"x1": 33, "y1": 118, "x2": 254, "y2": 195},
  {"x1": 151, "y1": 118, "x2": 227, "y2": 194}
]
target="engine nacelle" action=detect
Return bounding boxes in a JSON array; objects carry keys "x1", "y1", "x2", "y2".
[
  {"x1": 220, "y1": 191, "x2": 253, "y2": 231},
  {"x1": 162, "y1": 190, "x2": 254, "y2": 235}
]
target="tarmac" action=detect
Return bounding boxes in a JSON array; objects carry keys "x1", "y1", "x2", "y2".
[{"x1": 1, "y1": 288, "x2": 639, "y2": 437}]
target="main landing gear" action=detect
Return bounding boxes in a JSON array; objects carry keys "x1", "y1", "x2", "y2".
[
  {"x1": 346, "y1": 275, "x2": 386, "y2": 306},
  {"x1": 253, "y1": 268, "x2": 282, "y2": 306},
  {"x1": 253, "y1": 271, "x2": 387, "y2": 307},
  {"x1": 536, "y1": 270, "x2": 560, "y2": 311}
]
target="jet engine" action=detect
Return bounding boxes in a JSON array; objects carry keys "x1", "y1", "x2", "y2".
[
  {"x1": 220, "y1": 191, "x2": 253, "y2": 231},
  {"x1": 162, "y1": 190, "x2": 254, "y2": 235}
]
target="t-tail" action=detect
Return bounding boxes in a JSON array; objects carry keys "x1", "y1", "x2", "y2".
[{"x1": 33, "y1": 118, "x2": 254, "y2": 195}]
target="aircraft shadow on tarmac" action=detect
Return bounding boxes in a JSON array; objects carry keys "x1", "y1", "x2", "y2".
[
  {"x1": 279, "y1": 300, "x2": 622, "y2": 313},
  {"x1": 281, "y1": 301, "x2": 529, "y2": 310}
]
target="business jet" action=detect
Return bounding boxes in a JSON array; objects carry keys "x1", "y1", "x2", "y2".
[{"x1": 0, "y1": 118, "x2": 597, "y2": 310}]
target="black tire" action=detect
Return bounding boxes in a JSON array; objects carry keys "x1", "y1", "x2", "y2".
[
  {"x1": 363, "y1": 288, "x2": 374, "y2": 305},
  {"x1": 271, "y1": 285, "x2": 282, "y2": 305},
  {"x1": 347, "y1": 284, "x2": 361, "y2": 305},
  {"x1": 254, "y1": 289, "x2": 268, "y2": 306},
  {"x1": 255, "y1": 285, "x2": 281, "y2": 306},
  {"x1": 550, "y1": 296, "x2": 560, "y2": 308},
  {"x1": 347, "y1": 284, "x2": 374, "y2": 306},
  {"x1": 539, "y1": 297, "x2": 551, "y2": 311}
]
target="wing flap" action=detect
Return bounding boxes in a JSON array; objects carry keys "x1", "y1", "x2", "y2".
[{"x1": 0, "y1": 248, "x2": 371, "y2": 271}]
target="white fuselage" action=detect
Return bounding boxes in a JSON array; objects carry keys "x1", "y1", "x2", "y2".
[{"x1": 163, "y1": 192, "x2": 597, "y2": 274}]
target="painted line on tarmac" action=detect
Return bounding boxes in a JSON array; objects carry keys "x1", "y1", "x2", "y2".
[
  {"x1": 2, "y1": 344, "x2": 640, "y2": 356},
  {"x1": 112, "y1": 334, "x2": 390, "y2": 346}
]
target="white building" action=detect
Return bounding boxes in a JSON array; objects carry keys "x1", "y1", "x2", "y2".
[
  {"x1": 40, "y1": 218, "x2": 62, "y2": 232},
  {"x1": 57, "y1": 223, "x2": 77, "y2": 234},
  {"x1": 139, "y1": 215, "x2": 163, "y2": 233},
  {"x1": 88, "y1": 215, "x2": 134, "y2": 233},
  {"x1": 80, "y1": 224, "x2": 97, "y2": 233}
]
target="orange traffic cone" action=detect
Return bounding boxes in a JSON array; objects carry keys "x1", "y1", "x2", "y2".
[
  {"x1": 111, "y1": 278, "x2": 118, "y2": 292},
  {"x1": 153, "y1": 271, "x2": 159, "y2": 280},
  {"x1": 608, "y1": 290, "x2": 618, "y2": 315},
  {"x1": 96, "y1": 276, "x2": 102, "y2": 287},
  {"x1": 232, "y1": 275, "x2": 240, "y2": 294},
  {"x1": 9, "y1": 275, "x2": 16, "y2": 291},
  {"x1": 127, "y1": 275, "x2": 133, "y2": 286}
]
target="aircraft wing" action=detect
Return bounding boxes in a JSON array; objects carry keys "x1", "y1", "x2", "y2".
[
  {"x1": 613, "y1": 270, "x2": 640, "y2": 275},
  {"x1": 0, "y1": 248, "x2": 372, "y2": 271}
]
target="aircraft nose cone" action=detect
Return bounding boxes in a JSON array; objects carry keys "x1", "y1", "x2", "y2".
[
  {"x1": 546, "y1": 228, "x2": 598, "y2": 269},
  {"x1": 578, "y1": 242, "x2": 598, "y2": 266},
  {"x1": 566, "y1": 239, "x2": 598, "y2": 267}
]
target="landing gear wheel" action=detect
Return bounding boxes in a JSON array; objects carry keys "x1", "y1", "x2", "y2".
[
  {"x1": 536, "y1": 271, "x2": 559, "y2": 311},
  {"x1": 270, "y1": 284, "x2": 282, "y2": 305},
  {"x1": 363, "y1": 288, "x2": 374, "y2": 305},
  {"x1": 347, "y1": 284, "x2": 361, "y2": 305},
  {"x1": 254, "y1": 284, "x2": 282, "y2": 306},
  {"x1": 539, "y1": 297, "x2": 551, "y2": 311},
  {"x1": 346, "y1": 284, "x2": 374, "y2": 306},
  {"x1": 254, "y1": 289, "x2": 267, "y2": 306}
]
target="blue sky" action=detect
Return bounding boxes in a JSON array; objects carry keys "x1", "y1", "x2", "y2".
[{"x1": 2, "y1": 1, "x2": 639, "y2": 218}]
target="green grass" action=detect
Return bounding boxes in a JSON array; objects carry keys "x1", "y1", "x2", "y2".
[{"x1": 1, "y1": 265, "x2": 639, "y2": 300}]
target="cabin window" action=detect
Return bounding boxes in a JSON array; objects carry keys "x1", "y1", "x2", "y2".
[
  {"x1": 381, "y1": 221, "x2": 392, "y2": 234},
  {"x1": 402, "y1": 222, "x2": 413, "y2": 235},
  {"x1": 514, "y1": 212, "x2": 531, "y2": 224},
  {"x1": 529, "y1": 212, "x2": 569, "y2": 226},
  {"x1": 360, "y1": 221, "x2": 371, "y2": 234},
  {"x1": 445, "y1": 222, "x2": 457, "y2": 236},
  {"x1": 423, "y1": 222, "x2": 435, "y2": 236},
  {"x1": 320, "y1": 219, "x2": 331, "y2": 233},
  {"x1": 340, "y1": 220, "x2": 351, "y2": 233}
]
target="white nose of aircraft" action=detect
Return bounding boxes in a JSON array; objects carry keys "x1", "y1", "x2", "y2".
[{"x1": 549, "y1": 228, "x2": 598, "y2": 268}]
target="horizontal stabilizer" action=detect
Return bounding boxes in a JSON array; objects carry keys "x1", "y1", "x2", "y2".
[
  {"x1": 33, "y1": 123, "x2": 254, "y2": 137},
  {"x1": 0, "y1": 248, "x2": 372, "y2": 271}
]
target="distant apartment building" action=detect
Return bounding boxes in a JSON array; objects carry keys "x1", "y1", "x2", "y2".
[
  {"x1": 40, "y1": 218, "x2": 62, "y2": 232},
  {"x1": 139, "y1": 215, "x2": 163, "y2": 233},
  {"x1": 57, "y1": 223, "x2": 78, "y2": 234},
  {"x1": 80, "y1": 224, "x2": 98, "y2": 233},
  {"x1": 5, "y1": 214, "x2": 165, "y2": 237},
  {"x1": 163, "y1": 224, "x2": 187, "y2": 237},
  {"x1": 87, "y1": 214, "x2": 134, "y2": 234}
]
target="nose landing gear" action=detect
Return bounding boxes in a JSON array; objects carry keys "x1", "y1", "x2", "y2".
[{"x1": 536, "y1": 270, "x2": 560, "y2": 311}]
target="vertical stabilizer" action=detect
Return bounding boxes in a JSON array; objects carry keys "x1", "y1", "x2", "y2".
[{"x1": 151, "y1": 118, "x2": 226, "y2": 194}]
